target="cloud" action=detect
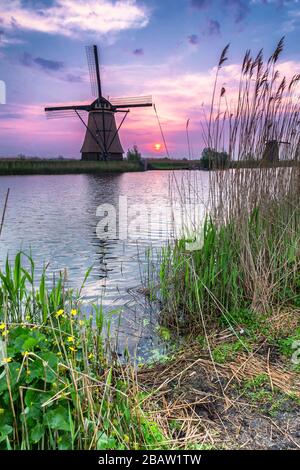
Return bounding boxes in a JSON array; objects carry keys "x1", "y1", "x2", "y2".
[
  {"x1": 19, "y1": 51, "x2": 83, "y2": 82},
  {"x1": 0, "y1": 0, "x2": 150, "y2": 37},
  {"x1": 34, "y1": 57, "x2": 64, "y2": 71},
  {"x1": 0, "y1": 112, "x2": 24, "y2": 120},
  {"x1": 65, "y1": 73, "x2": 83, "y2": 83},
  {"x1": 190, "y1": 1, "x2": 249, "y2": 25},
  {"x1": 93, "y1": 57, "x2": 300, "y2": 156},
  {"x1": 187, "y1": 34, "x2": 199, "y2": 45},
  {"x1": 282, "y1": 8, "x2": 300, "y2": 32},
  {"x1": 251, "y1": 0, "x2": 299, "y2": 5},
  {"x1": 205, "y1": 19, "x2": 221, "y2": 36},
  {"x1": 4, "y1": 53, "x2": 300, "y2": 158},
  {"x1": 225, "y1": 0, "x2": 250, "y2": 23},
  {"x1": 20, "y1": 52, "x2": 64, "y2": 71},
  {"x1": 0, "y1": 26, "x2": 25, "y2": 47},
  {"x1": 190, "y1": 0, "x2": 210, "y2": 9},
  {"x1": 133, "y1": 48, "x2": 144, "y2": 56}
]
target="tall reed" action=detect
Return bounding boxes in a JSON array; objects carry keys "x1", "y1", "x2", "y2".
[{"x1": 160, "y1": 39, "x2": 300, "y2": 334}]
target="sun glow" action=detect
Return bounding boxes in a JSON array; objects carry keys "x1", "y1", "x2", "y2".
[{"x1": 154, "y1": 143, "x2": 162, "y2": 151}]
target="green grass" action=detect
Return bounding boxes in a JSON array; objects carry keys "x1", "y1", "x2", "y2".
[
  {"x1": 147, "y1": 159, "x2": 194, "y2": 170},
  {"x1": 212, "y1": 340, "x2": 248, "y2": 364},
  {"x1": 237, "y1": 373, "x2": 297, "y2": 418},
  {"x1": 0, "y1": 253, "x2": 166, "y2": 450},
  {"x1": 157, "y1": 40, "x2": 300, "y2": 336},
  {"x1": 159, "y1": 203, "x2": 300, "y2": 334},
  {"x1": 0, "y1": 158, "x2": 295, "y2": 176},
  {"x1": 0, "y1": 159, "x2": 143, "y2": 175}
]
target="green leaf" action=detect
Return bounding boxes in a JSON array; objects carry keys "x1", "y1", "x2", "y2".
[
  {"x1": 96, "y1": 431, "x2": 117, "y2": 450},
  {"x1": 30, "y1": 423, "x2": 44, "y2": 443},
  {"x1": 58, "y1": 435, "x2": 72, "y2": 450},
  {"x1": 0, "y1": 424, "x2": 13, "y2": 443},
  {"x1": 22, "y1": 336, "x2": 39, "y2": 351},
  {"x1": 45, "y1": 406, "x2": 70, "y2": 432}
]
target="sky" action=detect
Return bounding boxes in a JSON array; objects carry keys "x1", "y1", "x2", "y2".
[{"x1": 0, "y1": 0, "x2": 300, "y2": 159}]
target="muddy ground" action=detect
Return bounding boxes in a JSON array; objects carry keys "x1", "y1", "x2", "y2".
[{"x1": 138, "y1": 325, "x2": 300, "y2": 449}]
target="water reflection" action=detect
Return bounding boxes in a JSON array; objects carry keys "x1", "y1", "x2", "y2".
[{"x1": 0, "y1": 170, "x2": 209, "y2": 358}]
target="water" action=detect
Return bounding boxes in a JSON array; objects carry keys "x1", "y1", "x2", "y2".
[{"x1": 0, "y1": 170, "x2": 209, "y2": 358}]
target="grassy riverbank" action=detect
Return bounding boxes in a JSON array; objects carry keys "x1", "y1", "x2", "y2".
[
  {"x1": 152, "y1": 169, "x2": 300, "y2": 448},
  {"x1": 0, "y1": 254, "x2": 168, "y2": 450},
  {"x1": 146, "y1": 159, "x2": 197, "y2": 170},
  {"x1": 0, "y1": 159, "x2": 143, "y2": 175},
  {"x1": 1, "y1": 252, "x2": 300, "y2": 450},
  {"x1": 149, "y1": 40, "x2": 300, "y2": 448},
  {"x1": 158, "y1": 39, "x2": 300, "y2": 335},
  {"x1": 2, "y1": 39, "x2": 300, "y2": 450},
  {"x1": 0, "y1": 157, "x2": 298, "y2": 176}
]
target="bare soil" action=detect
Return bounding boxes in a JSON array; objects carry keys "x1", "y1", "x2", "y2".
[{"x1": 138, "y1": 319, "x2": 300, "y2": 449}]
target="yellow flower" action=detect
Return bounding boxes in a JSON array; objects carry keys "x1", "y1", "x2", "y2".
[
  {"x1": 26, "y1": 370, "x2": 31, "y2": 375},
  {"x1": 71, "y1": 309, "x2": 77, "y2": 316},
  {"x1": 88, "y1": 353, "x2": 94, "y2": 359},
  {"x1": 2, "y1": 357, "x2": 12, "y2": 364},
  {"x1": 57, "y1": 352, "x2": 62, "y2": 356},
  {"x1": 69, "y1": 346, "x2": 77, "y2": 353},
  {"x1": 2, "y1": 330, "x2": 9, "y2": 337},
  {"x1": 22, "y1": 351, "x2": 30, "y2": 357},
  {"x1": 55, "y1": 309, "x2": 64, "y2": 318},
  {"x1": 67, "y1": 336, "x2": 74, "y2": 343},
  {"x1": 0, "y1": 323, "x2": 6, "y2": 330},
  {"x1": 79, "y1": 320, "x2": 84, "y2": 326}
]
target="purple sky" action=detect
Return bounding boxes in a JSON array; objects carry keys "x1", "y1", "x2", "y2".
[{"x1": 0, "y1": 0, "x2": 300, "y2": 158}]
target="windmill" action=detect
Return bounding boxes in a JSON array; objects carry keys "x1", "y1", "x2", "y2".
[{"x1": 45, "y1": 45, "x2": 152, "y2": 161}]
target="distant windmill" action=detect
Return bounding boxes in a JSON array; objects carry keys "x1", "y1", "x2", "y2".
[{"x1": 45, "y1": 45, "x2": 152, "y2": 161}]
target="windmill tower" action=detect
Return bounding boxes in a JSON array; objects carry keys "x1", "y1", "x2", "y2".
[{"x1": 45, "y1": 45, "x2": 152, "y2": 161}]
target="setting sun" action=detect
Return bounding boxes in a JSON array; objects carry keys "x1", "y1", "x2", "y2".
[{"x1": 154, "y1": 143, "x2": 162, "y2": 151}]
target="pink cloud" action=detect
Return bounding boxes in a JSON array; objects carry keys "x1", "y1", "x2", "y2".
[
  {"x1": 2, "y1": 58, "x2": 300, "y2": 158},
  {"x1": 1, "y1": 0, "x2": 150, "y2": 38}
]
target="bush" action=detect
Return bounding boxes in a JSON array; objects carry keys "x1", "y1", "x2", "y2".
[
  {"x1": 127, "y1": 145, "x2": 142, "y2": 163},
  {"x1": 200, "y1": 147, "x2": 229, "y2": 170},
  {"x1": 0, "y1": 253, "x2": 166, "y2": 450}
]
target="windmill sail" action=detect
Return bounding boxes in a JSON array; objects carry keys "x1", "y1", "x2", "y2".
[
  {"x1": 44, "y1": 44, "x2": 153, "y2": 161},
  {"x1": 86, "y1": 45, "x2": 102, "y2": 99},
  {"x1": 45, "y1": 104, "x2": 90, "y2": 119},
  {"x1": 111, "y1": 96, "x2": 152, "y2": 108}
]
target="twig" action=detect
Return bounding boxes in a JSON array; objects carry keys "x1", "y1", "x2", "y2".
[{"x1": 0, "y1": 188, "x2": 9, "y2": 238}]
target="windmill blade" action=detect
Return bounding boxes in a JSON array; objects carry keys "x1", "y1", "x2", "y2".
[
  {"x1": 45, "y1": 104, "x2": 90, "y2": 119},
  {"x1": 86, "y1": 46, "x2": 98, "y2": 97},
  {"x1": 111, "y1": 95, "x2": 152, "y2": 108},
  {"x1": 86, "y1": 45, "x2": 102, "y2": 99},
  {"x1": 46, "y1": 110, "x2": 77, "y2": 119}
]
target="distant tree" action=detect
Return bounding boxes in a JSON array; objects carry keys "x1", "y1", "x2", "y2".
[
  {"x1": 200, "y1": 147, "x2": 229, "y2": 170},
  {"x1": 17, "y1": 153, "x2": 26, "y2": 160},
  {"x1": 127, "y1": 145, "x2": 142, "y2": 162}
]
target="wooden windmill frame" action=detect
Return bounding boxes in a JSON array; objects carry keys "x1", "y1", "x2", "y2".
[{"x1": 45, "y1": 45, "x2": 153, "y2": 161}]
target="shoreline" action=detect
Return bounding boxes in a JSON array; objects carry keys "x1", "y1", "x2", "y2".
[
  {"x1": 0, "y1": 159, "x2": 143, "y2": 175},
  {"x1": 0, "y1": 158, "x2": 298, "y2": 176}
]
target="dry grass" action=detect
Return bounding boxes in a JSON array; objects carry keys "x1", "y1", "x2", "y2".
[
  {"x1": 138, "y1": 341, "x2": 300, "y2": 449},
  {"x1": 159, "y1": 39, "x2": 300, "y2": 332},
  {"x1": 137, "y1": 307, "x2": 300, "y2": 449}
]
